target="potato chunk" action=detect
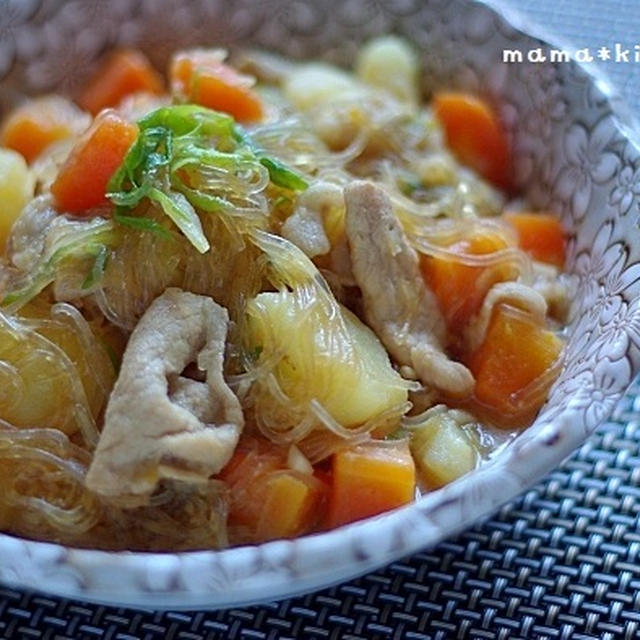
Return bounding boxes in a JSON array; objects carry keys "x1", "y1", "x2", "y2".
[
  {"x1": 410, "y1": 409, "x2": 478, "y2": 489},
  {"x1": 356, "y1": 36, "x2": 419, "y2": 104},
  {"x1": 283, "y1": 63, "x2": 363, "y2": 111},
  {"x1": 0, "y1": 149, "x2": 35, "y2": 252},
  {"x1": 0, "y1": 302, "x2": 115, "y2": 442},
  {"x1": 248, "y1": 291, "x2": 407, "y2": 427}
]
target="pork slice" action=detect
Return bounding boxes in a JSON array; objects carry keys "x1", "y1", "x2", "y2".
[
  {"x1": 465, "y1": 281, "x2": 548, "y2": 353},
  {"x1": 86, "y1": 288, "x2": 244, "y2": 502},
  {"x1": 344, "y1": 181, "x2": 474, "y2": 397},
  {"x1": 531, "y1": 261, "x2": 571, "y2": 322}
]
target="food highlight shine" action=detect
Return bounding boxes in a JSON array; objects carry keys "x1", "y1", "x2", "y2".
[{"x1": 0, "y1": 37, "x2": 569, "y2": 550}]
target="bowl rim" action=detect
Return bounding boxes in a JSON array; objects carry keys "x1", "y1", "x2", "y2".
[{"x1": 1, "y1": 0, "x2": 639, "y2": 609}]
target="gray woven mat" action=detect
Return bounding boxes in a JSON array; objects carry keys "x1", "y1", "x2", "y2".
[{"x1": 2, "y1": 1, "x2": 640, "y2": 638}]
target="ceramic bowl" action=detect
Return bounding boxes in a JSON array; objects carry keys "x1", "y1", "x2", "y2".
[{"x1": 1, "y1": 0, "x2": 639, "y2": 610}]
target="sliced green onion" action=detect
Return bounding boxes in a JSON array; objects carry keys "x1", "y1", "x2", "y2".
[
  {"x1": 82, "y1": 245, "x2": 109, "y2": 290},
  {"x1": 149, "y1": 187, "x2": 209, "y2": 254},
  {"x1": 113, "y1": 209, "x2": 173, "y2": 239},
  {"x1": 107, "y1": 105, "x2": 306, "y2": 252},
  {"x1": 259, "y1": 156, "x2": 309, "y2": 191}
]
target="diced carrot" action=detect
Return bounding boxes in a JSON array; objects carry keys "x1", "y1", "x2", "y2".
[
  {"x1": 219, "y1": 440, "x2": 284, "y2": 533},
  {"x1": 432, "y1": 91, "x2": 511, "y2": 191},
  {"x1": 219, "y1": 439, "x2": 283, "y2": 498},
  {"x1": 256, "y1": 471, "x2": 327, "y2": 540},
  {"x1": 504, "y1": 211, "x2": 566, "y2": 267},
  {"x1": 0, "y1": 96, "x2": 90, "y2": 163},
  {"x1": 220, "y1": 438, "x2": 327, "y2": 542},
  {"x1": 50, "y1": 110, "x2": 138, "y2": 215},
  {"x1": 469, "y1": 304, "x2": 564, "y2": 424},
  {"x1": 419, "y1": 229, "x2": 518, "y2": 334},
  {"x1": 326, "y1": 441, "x2": 415, "y2": 528},
  {"x1": 78, "y1": 49, "x2": 164, "y2": 115},
  {"x1": 170, "y1": 49, "x2": 263, "y2": 123}
]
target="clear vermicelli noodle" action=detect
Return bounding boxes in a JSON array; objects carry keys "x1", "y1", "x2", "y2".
[
  {"x1": 0, "y1": 424, "x2": 101, "y2": 539},
  {"x1": 0, "y1": 37, "x2": 569, "y2": 548}
]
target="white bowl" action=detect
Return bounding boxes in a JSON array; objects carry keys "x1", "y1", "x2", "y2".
[{"x1": 1, "y1": 0, "x2": 640, "y2": 609}]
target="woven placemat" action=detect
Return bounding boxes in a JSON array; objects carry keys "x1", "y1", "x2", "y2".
[{"x1": 2, "y1": 1, "x2": 640, "y2": 638}]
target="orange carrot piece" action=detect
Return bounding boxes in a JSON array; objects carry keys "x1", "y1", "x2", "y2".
[
  {"x1": 51, "y1": 110, "x2": 138, "y2": 215},
  {"x1": 433, "y1": 91, "x2": 511, "y2": 190},
  {"x1": 504, "y1": 211, "x2": 566, "y2": 267},
  {"x1": 256, "y1": 471, "x2": 327, "y2": 540},
  {"x1": 220, "y1": 439, "x2": 327, "y2": 542},
  {"x1": 170, "y1": 49, "x2": 263, "y2": 123},
  {"x1": 220, "y1": 441, "x2": 283, "y2": 532},
  {"x1": 327, "y1": 441, "x2": 415, "y2": 528},
  {"x1": 469, "y1": 304, "x2": 564, "y2": 424},
  {"x1": 78, "y1": 49, "x2": 164, "y2": 115},
  {"x1": 419, "y1": 229, "x2": 518, "y2": 334},
  {"x1": 0, "y1": 96, "x2": 89, "y2": 163}
]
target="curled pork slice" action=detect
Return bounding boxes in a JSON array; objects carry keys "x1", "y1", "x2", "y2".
[
  {"x1": 465, "y1": 281, "x2": 548, "y2": 352},
  {"x1": 531, "y1": 261, "x2": 571, "y2": 321},
  {"x1": 86, "y1": 288, "x2": 244, "y2": 502},
  {"x1": 344, "y1": 181, "x2": 474, "y2": 397}
]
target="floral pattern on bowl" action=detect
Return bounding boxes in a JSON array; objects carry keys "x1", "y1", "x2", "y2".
[{"x1": 0, "y1": 0, "x2": 639, "y2": 610}]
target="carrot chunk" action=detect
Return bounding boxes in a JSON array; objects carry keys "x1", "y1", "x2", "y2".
[
  {"x1": 433, "y1": 91, "x2": 511, "y2": 190},
  {"x1": 504, "y1": 211, "x2": 566, "y2": 267},
  {"x1": 51, "y1": 110, "x2": 138, "y2": 215},
  {"x1": 256, "y1": 471, "x2": 326, "y2": 540},
  {"x1": 79, "y1": 49, "x2": 164, "y2": 115},
  {"x1": 419, "y1": 229, "x2": 518, "y2": 334},
  {"x1": 219, "y1": 440, "x2": 283, "y2": 531},
  {"x1": 327, "y1": 441, "x2": 415, "y2": 528},
  {"x1": 469, "y1": 304, "x2": 564, "y2": 424},
  {"x1": 170, "y1": 49, "x2": 263, "y2": 123},
  {"x1": 220, "y1": 439, "x2": 327, "y2": 542},
  {"x1": 0, "y1": 96, "x2": 89, "y2": 163}
]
